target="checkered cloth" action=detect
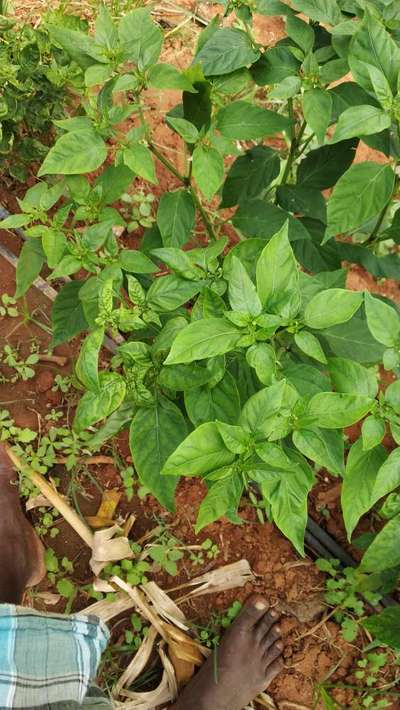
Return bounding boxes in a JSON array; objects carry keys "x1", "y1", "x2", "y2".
[{"x1": 0, "y1": 604, "x2": 112, "y2": 709}]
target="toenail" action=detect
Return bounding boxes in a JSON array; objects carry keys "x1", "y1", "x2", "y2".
[
  {"x1": 275, "y1": 626, "x2": 281, "y2": 634},
  {"x1": 255, "y1": 600, "x2": 267, "y2": 611}
]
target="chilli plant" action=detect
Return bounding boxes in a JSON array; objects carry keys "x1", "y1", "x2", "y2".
[{"x1": 2, "y1": 0, "x2": 400, "y2": 611}]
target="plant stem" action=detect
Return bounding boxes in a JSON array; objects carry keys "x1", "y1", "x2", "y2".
[
  {"x1": 280, "y1": 107, "x2": 306, "y2": 186},
  {"x1": 190, "y1": 186, "x2": 217, "y2": 241},
  {"x1": 148, "y1": 143, "x2": 187, "y2": 183},
  {"x1": 368, "y1": 199, "x2": 392, "y2": 243}
]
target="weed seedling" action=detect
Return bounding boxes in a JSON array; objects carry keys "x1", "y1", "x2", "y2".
[
  {"x1": 0, "y1": 294, "x2": 18, "y2": 318},
  {"x1": 1, "y1": 344, "x2": 38, "y2": 382}
]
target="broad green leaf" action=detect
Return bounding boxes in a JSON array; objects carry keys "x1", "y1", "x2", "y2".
[
  {"x1": 165, "y1": 318, "x2": 242, "y2": 364},
  {"x1": 183, "y1": 79, "x2": 212, "y2": 132},
  {"x1": 216, "y1": 101, "x2": 291, "y2": 140},
  {"x1": 185, "y1": 372, "x2": 240, "y2": 426},
  {"x1": 196, "y1": 28, "x2": 260, "y2": 76},
  {"x1": 95, "y1": 4, "x2": 118, "y2": 50},
  {"x1": 302, "y1": 88, "x2": 332, "y2": 144},
  {"x1": 366, "y1": 64, "x2": 393, "y2": 111},
  {"x1": 362, "y1": 416, "x2": 385, "y2": 451},
  {"x1": 349, "y1": 10, "x2": 400, "y2": 94},
  {"x1": 342, "y1": 438, "x2": 387, "y2": 539},
  {"x1": 159, "y1": 359, "x2": 223, "y2": 391},
  {"x1": 361, "y1": 513, "x2": 400, "y2": 573},
  {"x1": 240, "y1": 380, "x2": 298, "y2": 433},
  {"x1": 216, "y1": 422, "x2": 249, "y2": 454},
  {"x1": 75, "y1": 328, "x2": 104, "y2": 391},
  {"x1": 232, "y1": 201, "x2": 310, "y2": 242},
  {"x1": 268, "y1": 76, "x2": 301, "y2": 100},
  {"x1": 94, "y1": 164, "x2": 134, "y2": 205},
  {"x1": 74, "y1": 373, "x2": 126, "y2": 432},
  {"x1": 276, "y1": 185, "x2": 326, "y2": 224},
  {"x1": 304, "y1": 289, "x2": 363, "y2": 329},
  {"x1": 151, "y1": 248, "x2": 201, "y2": 280},
  {"x1": 256, "y1": 448, "x2": 314, "y2": 555},
  {"x1": 246, "y1": 343, "x2": 276, "y2": 385},
  {"x1": 85, "y1": 63, "x2": 112, "y2": 86},
  {"x1": 320, "y1": 311, "x2": 385, "y2": 365},
  {"x1": 120, "y1": 250, "x2": 157, "y2": 274},
  {"x1": 364, "y1": 292, "x2": 400, "y2": 347},
  {"x1": 221, "y1": 146, "x2": 280, "y2": 208},
  {"x1": 363, "y1": 608, "x2": 400, "y2": 651},
  {"x1": 52, "y1": 281, "x2": 89, "y2": 347},
  {"x1": 291, "y1": 0, "x2": 341, "y2": 25},
  {"x1": 147, "y1": 275, "x2": 200, "y2": 311},
  {"x1": 297, "y1": 139, "x2": 358, "y2": 190},
  {"x1": 307, "y1": 392, "x2": 373, "y2": 428},
  {"x1": 124, "y1": 143, "x2": 157, "y2": 184},
  {"x1": 118, "y1": 8, "x2": 163, "y2": 69},
  {"x1": 49, "y1": 255, "x2": 81, "y2": 280},
  {"x1": 15, "y1": 239, "x2": 45, "y2": 298},
  {"x1": 88, "y1": 401, "x2": 135, "y2": 450},
  {"x1": 385, "y1": 380, "x2": 400, "y2": 414},
  {"x1": 256, "y1": 223, "x2": 300, "y2": 319},
  {"x1": 166, "y1": 116, "x2": 199, "y2": 144},
  {"x1": 129, "y1": 397, "x2": 187, "y2": 510},
  {"x1": 328, "y1": 357, "x2": 378, "y2": 397},
  {"x1": 294, "y1": 331, "x2": 327, "y2": 364},
  {"x1": 286, "y1": 13, "x2": 314, "y2": 54},
  {"x1": 148, "y1": 63, "x2": 195, "y2": 92},
  {"x1": 48, "y1": 25, "x2": 107, "y2": 69},
  {"x1": 157, "y1": 189, "x2": 195, "y2": 247},
  {"x1": 195, "y1": 473, "x2": 243, "y2": 533},
  {"x1": 162, "y1": 421, "x2": 235, "y2": 477},
  {"x1": 251, "y1": 46, "x2": 300, "y2": 85},
  {"x1": 38, "y1": 130, "x2": 107, "y2": 176},
  {"x1": 0, "y1": 213, "x2": 31, "y2": 229},
  {"x1": 229, "y1": 256, "x2": 262, "y2": 317},
  {"x1": 293, "y1": 427, "x2": 344, "y2": 476},
  {"x1": 284, "y1": 363, "x2": 331, "y2": 399},
  {"x1": 192, "y1": 145, "x2": 224, "y2": 200},
  {"x1": 370, "y1": 448, "x2": 400, "y2": 513},
  {"x1": 330, "y1": 105, "x2": 390, "y2": 144},
  {"x1": 326, "y1": 162, "x2": 395, "y2": 240}
]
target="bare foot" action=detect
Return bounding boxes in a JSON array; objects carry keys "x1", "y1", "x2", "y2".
[
  {"x1": 175, "y1": 595, "x2": 283, "y2": 710},
  {"x1": 0, "y1": 444, "x2": 45, "y2": 603}
]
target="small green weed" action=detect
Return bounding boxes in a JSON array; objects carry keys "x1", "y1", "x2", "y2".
[
  {"x1": 196, "y1": 601, "x2": 242, "y2": 649},
  {"x1": 0, "y1": 294, "x2": 18, "y2": 318},
  {"x1": 1, "y1": 344, "x2": 38, "y2": 382}
]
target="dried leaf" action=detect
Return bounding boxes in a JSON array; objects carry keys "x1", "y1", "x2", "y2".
[
  {"x1": 113, "y1": 627, "x2": 158, "y2": 698},
  {"x1": 115, "y1": 646, "x2": 177, "y2": 709},
  {"x1": 87, "y1": 489, "x2": 122, "y2": 529},
  {"x1": 162, "y1": 624, "x2": 204, "y2": 665},
  {"x1": 112, "y1": 576, "x2": 167, "y2": 639},
  {"x1": 168, "y1": 641, "x2": 195, "y2": 687},
  {"x1": 26, "y1": 495, "x2": 51, "y2": 512},
  {"x1": 82, "y1": 593, "x2": 136, "y2": 622},
  {"x1": 142, "y1": 581, "x2": 188, "y2": 631},
  {"x1": 90, "y1": 524, "x2": 133, "y2": 576},
  {"x1": 178, "y1": 560, "x2": 254, "y2": 599},
  {"x1": 124, "y1": 514, "x2": 136, "y2": 537},
  {"x1": 34, "y1": 592, "x2": 61, "y2": 606},
  {"x1": 93, "y1": 578, "x2": 115, "y2": 593}
]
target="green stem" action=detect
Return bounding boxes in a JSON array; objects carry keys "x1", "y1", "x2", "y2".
[
  {"x1": 148, "y1": 143, "x2": 188, "y2": 184},
  {"x1": 190, "y1": 187, "x2": 217, "y2": 241},
  {"x1": 280, "y1": 107, "x2": 306, "y2": 186}
]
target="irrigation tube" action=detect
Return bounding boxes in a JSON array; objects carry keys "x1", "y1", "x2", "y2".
[{"x1": 0, "y1": 205, "x2": 398, "y2": 608}]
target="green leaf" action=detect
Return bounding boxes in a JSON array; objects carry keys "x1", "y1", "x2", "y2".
[
  {"x1": 157, "y1": 189, "x2": 195, "y2": 247},
  {"x1": 147, "y1": 274, "x2": 201, "y2": 311},
  {"x1": 256, "y1": 448, "x2": 314, "y2": 555},
  {"x1": 251, "y1": 46, "x2": 300, "y2": 85},
  {"x1": 74, "y1": 372, "x2": 126, "y2": 432},
  {"x1": 326, "y1": 162, "x2": 395, "y2": 240},
  {"x1": 233, "y1": 201, "x2": 310, "y2": 242},
  {"x1": 216, "y1": 422, "x2": 249, "y2": 454},
  {"x1": 342, "y1": 438, "x2": 387, "y2": 539},
  {"x1": 183, "y1": 79, "x2": 212, "y2": 132},
  {"x1": 185, "y1": 372, "x2": 241, "y2": 426},
  {"x1": 85, "y1": 63, "x2": 112, "y2": 86},
  {"x1": 361, "y1": 513, "x2": 400, "y2": 573},
  {"x1": 363, "y1": 608, "x2": 400, "y2": 651},
  {"x1": 385, "y1": 380, "x2": 400, "y2": 414},
  {"x1": 195, "y1": 28, "x2": 260, "y2": 76},
  {"x1": 307, "y1": 392, "x2": 373, "y2": 428},
  {"x1": 319, "y1": 311, "x2": 385, "y2": 365},
  {"x1": 165, "y1": 318, "x2": 242, "y2": 364},
  {"x1": 129, "y1": 397, "x2": 187, "y2": 510},
  {"x1": 162, "y1": 421, "x2": 236, "y2": 477},
  {"x1": 0, "y1": 213, "x2": 31, "y2": 229},
  {"x1": 276, "y1": 185, "x2": 326, "y2": 224},
  {"x1": 229, "y1": 256, "x2": 262, "y2": 317},
  {"x1": 286, "y1": 13, "x2": 314, "y2": 54},
  {"x1": 268, "y1": 75, "x2": 301, "y2": 100},
  {"x1": 51, "y1": 281, "x2": 89, "y2": 347},
  {"x1": 284, "y1": 363, "x2": 330, "y2": 399},
  {"x1": 304, "y1": 289, "x2": 363, "y2": 329},
  {"x1": 294, "y1": 331, "x2": 327, "y2": 364},
  {"x1": 195, "y1": 473, "x2": 243, "y2": 533},
  {"x1": 302, "y1": 88, "x2": 332, "y2": 144},
  {"x1": 124, "y1": 143, "x2": 157, "y2": 184},
  {"x1": 192, "y1": 145, "x2": 224, "y2": 200},
  {"x1": 15, "y1": 239, "x2": 45, "y2": 299},
  {"x1": 349, "y1": 10, "x2": 400, "y2": 94},
  {"x1": 297, "y1": 139, "x2": 358, "y2": 190},
  {"x1": 148, "y1": 63, "x2": 195, "y2": 92},
  {"x1": 366, "y1": 64, "x2": 393, "y2": 111},
  {"x1": 246, "y1": 343, "x2": 276, "y2": 385},
  {"x1": 290, "y1": 0, "x2": 341, "y2": 25},
  {"x1": 293, "y1": 427, "x2": 344, "y2": 476},
  {"x1": 75, "y1": 328, "x2": 104, "y2": 392},
  {"x1": 362, "y1": 416, "x2": 385, "y2": 451},
  {"x1": 159, "y1": 359, "x2": 223, "y2": 391},
  {"x1": 38, "y1": 130, "x2": 107, "y2": 176},
  {"x1": 41, "y1": 230, "x2": 67, "y2": 269},
  {"x1": 328, "y1": 357, "x2": 378, "y2": 397},
  {"x1": 166, "y1": 116, "x2": 199, "y2": 144},
  {"x1": 221, "y1": 146, "x2": 280, "y2": 208},
  {"x1": 48, "y1": 25, "x2": 107, "y2": 69},
  {"x1": 330, "y1": 105, "x2": 391, "y2": 144},
  {"x1": 240, "y1": 380, "x2": 298, "y2": 434},
  {"x1": 120, "y1": 250, "x2": 157, "y2": 274},
  {"x1": 256, "y1": 222, "x2": 300, "y2": 319},
  {"x1": 94, "y1": 165, "x2": 134, "y2": 205},
  {"x1": 364, "y1": 292, "x2": 400, "y2": 347},
  {"x1": 118, "y1": 8, "x2": 163, "y2": 69},
  {"x1": 216, "y1": 101, "x2": 291, "y2": 140}
]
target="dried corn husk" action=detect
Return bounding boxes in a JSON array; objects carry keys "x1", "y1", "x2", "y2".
[
  {"x1": 113, "y1": 627, "x2": 158, "y2": 698},
  {"x1": 142, "y1": 581, "x2": 188, "y2": 631},
  {"x1": 86, "y1": 489, "x2": 122, "y2": 529},
  {"x1": 83, "y1": 594, "x2": 136, "y2": 622},
  {"x1": 26, "y1": 495, "x2": 51, "y2": 511},
  {"x1": 90, "y1": 525, "x2": 133, "y2": 576},
  {"x1": 112, "y1": 577, "x2": 167, "y2": 639},
  {"x1": 115, "y1": 645, "x2": 177, "y2": 709},
  {"x1": 176, "y1": 559, "x2": 254, "y2": 599}
]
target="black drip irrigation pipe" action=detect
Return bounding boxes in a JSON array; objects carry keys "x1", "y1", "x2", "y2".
[{"x1": 1, "y1": 205, "x2": 399, "y2": 610}]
